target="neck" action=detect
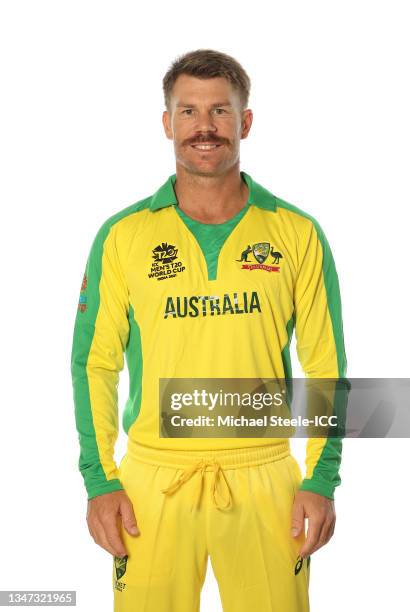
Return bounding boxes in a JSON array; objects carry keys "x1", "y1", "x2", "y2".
[{"x1": 173, "y1": 163, "x2": 249, "y2": 223}]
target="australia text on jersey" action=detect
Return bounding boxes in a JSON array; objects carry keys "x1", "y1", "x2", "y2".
[{"x1": 164, "y1": 291, "x2": 261, "y2": 318}]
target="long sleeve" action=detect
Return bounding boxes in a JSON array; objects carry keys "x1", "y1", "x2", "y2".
[
  {"x1": 70, "y1": 221, "x2": 130, "y2": 500},
  {"x1": 293, "y1": 217, "x2": 347, "y2": 500}
]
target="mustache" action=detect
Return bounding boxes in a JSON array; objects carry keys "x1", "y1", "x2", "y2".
[{"x1": 184, "y1": 134, "x2": 229, "y2": 146}]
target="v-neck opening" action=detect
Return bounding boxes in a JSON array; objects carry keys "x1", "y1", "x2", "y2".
[{"x1": 173, "y1": 201, "x2": 252, "y2": 282}]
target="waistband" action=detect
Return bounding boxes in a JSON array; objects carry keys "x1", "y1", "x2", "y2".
[{"x1": 126, "y1": 439, "x2": 290, "y2": 470}]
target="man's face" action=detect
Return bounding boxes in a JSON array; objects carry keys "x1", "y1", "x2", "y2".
[{"x1": 162, "y1": 74, "x2": 253, "y2": 177}]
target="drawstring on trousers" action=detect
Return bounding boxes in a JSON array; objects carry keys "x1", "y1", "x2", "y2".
[{"x1": 161, "y1": 458, "x2": 233, "y2": 511}]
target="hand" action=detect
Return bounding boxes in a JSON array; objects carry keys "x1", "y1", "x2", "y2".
[
  {"x1": 86, "y1": 490, "x2": 140, "y2": 557},
  {"x1": 291, "y1": 490, "x2": 336, "y2": 558}
]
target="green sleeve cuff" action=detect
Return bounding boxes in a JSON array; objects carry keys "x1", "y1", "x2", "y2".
[
  {"x1": 86, "y1": 478, "x2": 124, "y2": 501},
  {"x1": 299, "y1": 478, "x2": 336, "y2": 500}
]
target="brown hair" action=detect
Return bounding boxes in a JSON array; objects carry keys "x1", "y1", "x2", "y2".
[{"x1": 162, "y1": 49, "x2": 251, "y2": 111}]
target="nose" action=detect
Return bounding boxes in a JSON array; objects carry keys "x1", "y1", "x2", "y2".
[{"x1": 194, "y1": 109, "x2": 217, "y2": 133}]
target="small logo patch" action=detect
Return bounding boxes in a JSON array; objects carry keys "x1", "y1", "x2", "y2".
[
  {"x1": 148, "y1": 242, "x2": 186, "y2": 281},
  {"x1": 236, "y1": 243, "x2": 283, "y2": 272},
  {"x1": 114, "y1": 555, "x2": 128, "y2": 580},
  {"x1": 114, "y1": 579, "x2": 126, "y2": 592},
  {"x1": 152, "y1": 242, "x2": 178, "y2": 263},
  {"x1": 252, "y1": 242, "x2": 270, "y2": 264},
  {"x1": 294, "y1": 555, "x2": 311, "y2": 575},
  {"x1": 77, "y1": 273, "x2": 88, "y2": 312}
]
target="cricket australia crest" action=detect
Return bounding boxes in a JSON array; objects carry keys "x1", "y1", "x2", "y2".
[
  {"x1": 114, "y1": 555, "x2": 128, "y2": 580},
  {"x1": 252, "y1": 242, "x2": 270, "y2": 264},
  {"x1": 236, "y1": 241, "x2": 283, "y2": 272}
]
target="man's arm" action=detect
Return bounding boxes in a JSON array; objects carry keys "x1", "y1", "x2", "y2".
[
  {"x1": 291, "y1": 215, "x2": 347, "y2": 556},
  {"x1": 71, "y1": 219, "x2": 140, "y2": 558},
  {"x1": 294, "y1": 217, "x2": 347, "y2": 497},
  {"x1": 70, "y1": 220, "x2": 130, "y2": 500}
]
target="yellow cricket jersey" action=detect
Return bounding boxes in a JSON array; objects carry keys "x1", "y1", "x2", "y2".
[{"x1": 70, "y1": 171, "x2": 347, "y2": 501}]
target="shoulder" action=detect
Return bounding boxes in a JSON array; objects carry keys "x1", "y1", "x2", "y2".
[
  {"x1": 274, "y1": 195, "x2": 324, "y2": 234},
  {"x1": 100, "y1": 195, "x2": 152, "y2": 237},
  {"x1": 249, "y1": 173, "x2": 321, "y2": 237},
  {"x1": 272, "y1": 195, "x2": 335, "y2": 254},
  {"x1": 89, "y1": 194, "x2": 154, "y2": 253}
]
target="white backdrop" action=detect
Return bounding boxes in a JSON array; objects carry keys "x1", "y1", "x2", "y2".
[{"x1": 1, "y1": 1, "x2": 409, "y2": 610}]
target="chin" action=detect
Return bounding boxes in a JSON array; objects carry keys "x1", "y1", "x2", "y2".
[{"x1": 179, "y1": 158, "x2": 232, "y2": 177}]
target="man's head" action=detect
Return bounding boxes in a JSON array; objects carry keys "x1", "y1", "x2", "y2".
[{"x1": 162, "y1": 49, "x2": 253, "y2": 177}]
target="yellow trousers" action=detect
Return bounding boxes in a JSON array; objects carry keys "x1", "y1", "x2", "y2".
[{"x1": 113, "y1": 441, "x2": 310, "y2": 611}]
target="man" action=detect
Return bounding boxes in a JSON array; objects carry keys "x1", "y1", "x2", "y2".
[{"x1": 71, "y1": 49, "x2": 347, "y2": 612}]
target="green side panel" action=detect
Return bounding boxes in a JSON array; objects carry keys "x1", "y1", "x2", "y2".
[
  {"x1": 276, "y1": 199, "x2": 348, "y2": 499},
  {"x1": 175, "y1": 202, "x2": 250, "y2": 281},
  {"x1": 123, "y1": 303, "x2": 143, "y2": 434},
  {"x1": 70, "y1": 198, "x2": 150, "y2": 499},
  {"x1": 281, "y1": 313, "x2": 295, "y2": 410}
]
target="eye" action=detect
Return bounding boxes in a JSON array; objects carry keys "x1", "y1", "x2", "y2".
[
  {"x1": 182, "y1": 109, "x2": 193, "y2": 115},
  {"x1": 214, "y1": 108, "x2": 226, "y2": 114}
]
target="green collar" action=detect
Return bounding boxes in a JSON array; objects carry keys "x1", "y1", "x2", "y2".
[{"x1": 148, "y1": 171, "x2": 277, "y2": 213}]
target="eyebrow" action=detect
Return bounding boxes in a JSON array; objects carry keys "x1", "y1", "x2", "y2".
[{"x1": 176, "y1": 101, "x2": 233, "y2": 108}]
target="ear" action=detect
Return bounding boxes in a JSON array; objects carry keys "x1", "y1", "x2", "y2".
[
  {"x1": 240, "y1": 109, "x2": 253, "y2": 140},
  {"x1": 162, "y1": 110, "x2": 173, "y2": 140}
]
